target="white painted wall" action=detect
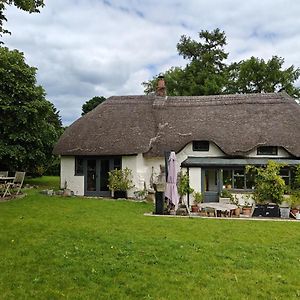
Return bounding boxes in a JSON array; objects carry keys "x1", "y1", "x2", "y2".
[
  {"x1": 123, "y1": 154, "x2": 166, "y2": 197},
  {"x1": 189, "y1": 168, "x2": 201, "y2": 204},
  {"x1": 246, "y1": 147, "x2": 291, "y2": 158},
  {"x1": 176, "y1": 142, "x2": 225, "y2": 167},
  {"x1": 60, "y1": 156, "x2": 84, "y2": 196},
  {"x1": 143, "y1": 156, "x2": 165, "y2": 188},
  {"x1": 176, "y1": 142, "x2": 223, "y2": 201},
  {"x1": 122, "y1": 155, "x2": 139, "y2": 198},
  {"x1": 62, "y1": 142, "x2": 286, "y2": 199}
]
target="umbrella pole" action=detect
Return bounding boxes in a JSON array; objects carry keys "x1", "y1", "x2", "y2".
[{"x1": 182, "y1": 197, "x2": 191, "y2": 216}]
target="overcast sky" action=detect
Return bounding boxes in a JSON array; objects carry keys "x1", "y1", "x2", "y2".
[{"x1": 3, "y1": 0, "x2": 300, "y2": 125}]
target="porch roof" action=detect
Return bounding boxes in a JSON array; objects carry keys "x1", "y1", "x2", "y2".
[{"x1": 181, "y1": 157, "x2": 300, "y2": 168}]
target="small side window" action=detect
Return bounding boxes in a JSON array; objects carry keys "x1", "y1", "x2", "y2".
[
  {"x1": 193, "y1": 141, "x2": 209, "y2": 151},
  {"x1": 75, "y1": 158, "x2": 84, "y2": 175}
]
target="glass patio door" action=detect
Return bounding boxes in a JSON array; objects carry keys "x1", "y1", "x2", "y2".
[
  {"x1": 84, "y1": 158, "x2": 116, "y2": 196},
  {"x1": 86, "y1": 159, "x2": 98, "y2": 195}
]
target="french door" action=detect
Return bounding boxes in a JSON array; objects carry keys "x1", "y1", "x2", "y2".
[{"x1": 84, "y1": 157, "x2": 120, "y2": 196}]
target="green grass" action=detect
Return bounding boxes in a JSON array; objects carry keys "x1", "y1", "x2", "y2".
[
  {"x1": 0, "y1": 176, "x2": 300, "y2": 299},
  {"x1": 24, "y1": 176, "x2": 60, "y2": 190}
]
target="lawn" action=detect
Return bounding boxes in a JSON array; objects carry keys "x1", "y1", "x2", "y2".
[{"x1": 0, "y1": 177, "x2": 300, "y2": 299}]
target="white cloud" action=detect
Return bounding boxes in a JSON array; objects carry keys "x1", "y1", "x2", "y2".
[{"x1": 2, "y1": 0, "x2": 300, "y2": 124}]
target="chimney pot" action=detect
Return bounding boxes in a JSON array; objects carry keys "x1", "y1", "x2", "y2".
[{"x1": 156, "y1": 75, "x2": 166, "y2": 97}]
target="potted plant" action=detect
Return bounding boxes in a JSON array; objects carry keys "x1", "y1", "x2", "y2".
[
  {"x1": 219, "y1": 189, "x2": 233, "y2": 204},
  {"x1": 134, "y1": 189, "x2": 148, "y2": 201},
  {"x1": 191, "y1": 191, "x2": 203, "y2": 212},
  {"x1": 289, "y1": 190, "x2": 300, "y2": 217},
  {"x1": 178, "y1": 171, "x2": 194, "y2": 208},
  {"x1": 230, "y1": 195, "x2": 241, "y2": 217},
  {"x1": 108, "y1": 167, "x2": 135, "y2": 199},
  {"x1": 242, "y1": 200, "x2": 253, "y2": 217}
]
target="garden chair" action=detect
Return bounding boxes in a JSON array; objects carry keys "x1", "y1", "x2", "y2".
[
  {"x1": 0, "y1": 171, "x2": 8, "y2": 177},
  {"x1": 2, "y1": 171, "x2": 26, "y2": 198},
  {"x1": 0, "y1": 171, "x2": 9, "y2": 195}
]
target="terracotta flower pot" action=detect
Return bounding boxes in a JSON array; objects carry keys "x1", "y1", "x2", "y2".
[
  {"x1": 234, "y1": 207, "x2": 240, "y2": 217},
  {"x1": 191, "y1": 205, "x2": 199, "y2": 212},
  {"x1": 242, "y1": 207, "x2": 252, "y2": 217}
]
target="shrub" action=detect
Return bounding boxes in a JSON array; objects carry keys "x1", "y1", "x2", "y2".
[
  {"x1": 178, "y1": 171, "x2": 194, "y2": 197},
  {"x1": 193, "y1": 191, "x2": 203, "y2": 204},
  {"x1": 246, "y1": 161, "x2": 286, "y2": 204},
  {"x1": 108, "y1": 168, "x2": 134, "y2": 192},
  {"x1": 220, "y1": 189, "x2": 233, "y2": 201}
]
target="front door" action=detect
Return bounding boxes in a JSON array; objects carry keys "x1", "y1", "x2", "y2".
[
  {"x1": 202, "y1": 168, "x2": 220, "y2": 202},
  {"x1": 84, "y1": 157, "x2": 120, "y2": 196}
]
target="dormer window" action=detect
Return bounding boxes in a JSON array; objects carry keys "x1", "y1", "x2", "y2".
[
  {"x1": 193, "y1": 141, "x2": 209, "y2": 151},
  {"x1": 257, "y1": 146, "x2": 278, "y2": 155}
]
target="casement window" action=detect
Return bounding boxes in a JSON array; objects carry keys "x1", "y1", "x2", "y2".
[
  {"x1": 223, "y1": 168, "x2": 255, "y2": 190},
  {"x1": 280, "y1": 168, "x2": 290, "y2": 185},
  {"x1": 75, "y1": 157, "x2": 84, "y2": 175},
  {"x1": 233, "y1": 169, "x2": 245, "y2": 189},
  {"x1": 257, "y1": 146, "x2": 278, "y2": 155},
  {"x1": 193, "y1": 141, "x2": 209, "y2": 151},
  {"x1": 223, "y1": 167, "x2": 291, "y2": 190}
]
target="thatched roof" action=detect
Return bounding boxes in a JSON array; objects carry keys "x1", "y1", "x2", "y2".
[{"x1": 53, "y1": 92, "x2": 300, "y2": 158}]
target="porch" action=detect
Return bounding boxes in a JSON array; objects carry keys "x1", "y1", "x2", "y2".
[{"x1": 181, "y1": 157, "x2": 300, "y2": 205}]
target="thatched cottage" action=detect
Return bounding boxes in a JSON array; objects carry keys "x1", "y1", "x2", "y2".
[{"x1": 53, "y1": 81, "x2": 300, "y2": 202}]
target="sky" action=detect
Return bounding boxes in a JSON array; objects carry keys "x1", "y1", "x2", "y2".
[{"x1": 3, "y1": 0, "x2": 300, "y2": 125}]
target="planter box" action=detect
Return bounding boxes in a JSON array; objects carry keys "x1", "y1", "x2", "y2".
[
  {"x1": 253, "y1": 204, "x2": 280, "y2": 218},
  {"x1": 253, "y1": 204, "x2": 265, "y2": 217},
  {"x1": 114, "y1": 191, "x2": 127, "y2": 199},
  {"x1": 265, "y1": 204, "x2": 280, "y2": 217}
]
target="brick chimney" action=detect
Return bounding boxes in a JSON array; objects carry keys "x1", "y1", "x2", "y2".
[{"x1": 156, "y1": 75, "x2": 166, "y2": 97}]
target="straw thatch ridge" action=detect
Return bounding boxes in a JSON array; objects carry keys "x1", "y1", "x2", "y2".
[{"x1": 53, "y1": 92, "x2": 300, "y2": 157}]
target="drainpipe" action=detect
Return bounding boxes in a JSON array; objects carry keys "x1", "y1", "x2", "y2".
[{"x1": 187, "y1": 167, "x2": 190, "y2": 207}]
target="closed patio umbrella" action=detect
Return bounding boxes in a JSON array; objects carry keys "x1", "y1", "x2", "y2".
[{"x1": 165, "y1": 151, "x2": 179, "y2": 211}]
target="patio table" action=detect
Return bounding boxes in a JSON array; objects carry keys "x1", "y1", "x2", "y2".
[{"x1": 199, "y1": 202, "x2": 238, "y2": 217}]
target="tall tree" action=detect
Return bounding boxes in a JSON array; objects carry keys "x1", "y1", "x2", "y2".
[
  {"x1": 225, "y1": 56, "x2": 300, "y2": 97},
  {"x1": 0, "y1": 46, "x2": 63, "y2": 174},
  {"x1": 143, "y1": 29, "x2": 300, "y2": 99},
  {"x1": 81, "y1": 96, "x2": 106, "y2": 115},
  {"x1": 0, "y1": 0, "x2": 44, "y2": 38},
  {"x1": 143, "y1": 28, "x2": 228, "y2": 96}
]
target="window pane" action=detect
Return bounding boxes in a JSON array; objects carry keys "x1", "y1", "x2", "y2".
[
  {"x1": 233, "y1": 169, "x2": 244, "y2": 189},
  {"x1": 257, "y1": 146, "x2": 278, "y2": 155},
  {"x1": 114, "y1": 157, "x2": 121, "y2": 170},
  {"x1": 282, "y1": 177, "x2": 290, "y2": 185},
  {"x1": 75, "y1": 158, "x2": 83, "y2": 175},
  {"x1": 246, "y1": 172, "x2": 255, "y2": 189},
  {"x1": 280, "y1": 168, "x2": 290, "y2": 185},
  {"x1": 223, "y1": 170, "x2": 232, "y2": 188},
  {"x1": 280, "y1": 168, "x2": 289, "y2": 176},
  {"x1": 193, "y1": 141, "x2": 209, "y2": 151},
  {"x1": 87, "y1": 160, "x2": 96, "y2": 191},
  {"x1": 100, "y1": 159, "x2": 110, "y2": 191}
]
